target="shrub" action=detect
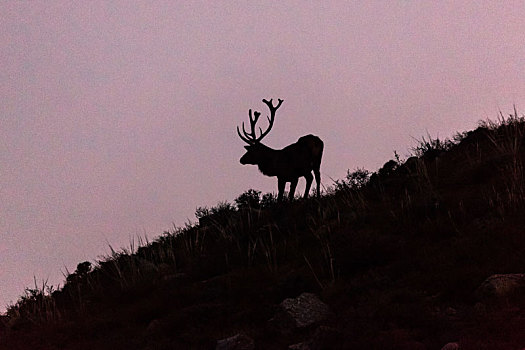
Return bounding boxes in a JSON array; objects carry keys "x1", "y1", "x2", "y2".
[
  {"x1": 410, "y1": 133, "x2": 454, "y2": 158},
  {"x1": 334, "y1": 168, "x2": 371, "y2": 192},
  {"x1": 260, "y1": 192, "x2": 277, "y2": 208},
  {"x1": 196, "y1": 201, "x2": 236, "y2": 227},
  {"x1": 235, "y1": 189, "x2": 262, "y2": 210}
]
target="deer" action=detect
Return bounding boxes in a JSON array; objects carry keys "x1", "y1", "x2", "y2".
[{"x1": 237, "y1": 98, "x2": 324, "y2": 201}]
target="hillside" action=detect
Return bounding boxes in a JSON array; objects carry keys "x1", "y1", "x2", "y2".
[{"x1": 2, "y1": 112, "x2": 525, "y2": 350}]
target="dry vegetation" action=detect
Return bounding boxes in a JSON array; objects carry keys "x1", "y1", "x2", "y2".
[{"x1": 2, "y1": 111, "x2": 525, "y2": 349}]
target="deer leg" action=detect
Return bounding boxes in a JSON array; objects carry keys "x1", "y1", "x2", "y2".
[
  {"x1": 314, "y1": 169, "x2": 321, "y2": 197},
  {"x1": 303, "y1": 172, "x2": 313, "y2": 198},
  {"x1": 289, "y1": 178, "x2": 298, "y2": 201},
  {"x1": 277, "y1": 177, "x2": 286, "y2": 201}
]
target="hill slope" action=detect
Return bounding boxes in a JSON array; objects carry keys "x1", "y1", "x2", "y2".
[{"x1": 2, "y1": 113, "x2": 525, "y2": 349}]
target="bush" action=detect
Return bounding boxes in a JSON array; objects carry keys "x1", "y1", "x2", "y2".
[
  {"x1": 411, "y1": 133, "x2": 454, "y2": 158},
  {"x1": 235, "y1": 189, "x2": 262, "y2": 210},
  {"x1": 260, "y1": 192, "x2": 277, "y2": 208},
  {"x1": 195, "y1": 201, "x2": 236, "y2": 227},
  {"x1": 334, "y1": 168, "x2": 371, "y2": 192}
]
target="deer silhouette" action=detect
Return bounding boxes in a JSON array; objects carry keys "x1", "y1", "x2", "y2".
[{"x1": 237, "y1": 98, "x2": 324, "y2": 201}]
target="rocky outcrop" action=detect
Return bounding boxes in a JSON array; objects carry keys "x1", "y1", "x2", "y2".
[
  {"x1": 476, "y1": 273, "x2": 525, "y2": 299},
  {"x1": 270, "y1": 292, "x2": 333, "y2": 335}
]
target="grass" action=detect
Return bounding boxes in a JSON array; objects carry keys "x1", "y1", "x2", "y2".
[{"x1": 2, "y1": 111, "x2": 525, "y2": 349}]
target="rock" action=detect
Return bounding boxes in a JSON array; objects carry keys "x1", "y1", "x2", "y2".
[
  {"x1": 216, "y1": 333, "x2": 255, "y2": 350},
  {"x1": 288, "y1": 326, "x2": 342, "y2": 350},
  {"x1": 476, "y1": 273, "x2": 525, "y2": 299},
  {"x1": 441, "y1": 342, "x2": 459, "y2": 350},
  {"x1": 278, "y1": 293, "x2": 332, "y2": 328}
]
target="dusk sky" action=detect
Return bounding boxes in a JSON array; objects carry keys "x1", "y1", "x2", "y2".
[{"x1": 1, "y1": 2, "x2": 525, "y2": 309}]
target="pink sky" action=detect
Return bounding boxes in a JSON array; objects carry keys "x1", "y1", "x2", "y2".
[{"x1": 1, "y1": 2, "x2": 524, "y2": 309}]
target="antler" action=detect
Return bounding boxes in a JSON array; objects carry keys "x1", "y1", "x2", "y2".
[
  {"x1": 237, "y1": 109, "x2": 262, "y2": 144},
  {"x1": 237, "y1": 98, "x2": 284, "y2": 144}
]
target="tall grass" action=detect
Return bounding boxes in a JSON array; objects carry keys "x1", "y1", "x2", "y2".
[
  {"x1": 482, "y1": 108, "x2": 525, "y2": 213},
  {"x1": 6, "y1": 278, "x2": 60, "y2": 326}
]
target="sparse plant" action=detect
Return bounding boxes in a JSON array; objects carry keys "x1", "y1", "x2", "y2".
[
  {"x1": 6, "y1": 278, "x2": 60, "y2": 325},
  {"x1": 378, "y1": 159, "x2": 399, "y2": 177},
  {"x1": 260, "y1": 192, "x2": 277, "y2": 208},
  {"x1": 137, "y1": 232, "x2": 177, "y2": 268},
  {"x1": 65, "y1": 261, "x2": 92, "y2": 284},
  {"x1": 452, "y1": 130, "x2": 469, "y2": 143},
  {"x1": 194, "y1": 206, "x2": 210, "y2": 220},
  {"x1": 411, "y1": 132, "x2": 454, "y2": 158},
  {"x1": 96, "y1": 240, "x2": 159, "y2": 292},
  {"x1": 257, "y1": 224, "x2": 279, "y2": 272},
  {"x1": 483, "y1": 107, "x2": 525, "y2": 211},
  {"x1": 308, "y1": 224, "x2": 337, "y2": 286},
  {"x1": 235, "y1": 189, "x2": 261, "y2": 210},
  {"x1": 304, "y1": 254, "x2": 324, "y2": 289},
  {"x1": 179, "y1": 225, "x2": 207, "y2": 259},
  {"x1": 334, "y1": 168, "x2": 371, "y2": 192},
  {"x1": 196, "y1": 201, "x2": 236, "y2": 228}
]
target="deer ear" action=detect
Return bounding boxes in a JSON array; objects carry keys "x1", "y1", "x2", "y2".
[{"x1": 244, "y1": 145, "x2": 251, "y2": 150}]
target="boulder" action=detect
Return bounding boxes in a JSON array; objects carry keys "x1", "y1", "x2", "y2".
[
  {"x1": 272, "y1": 292, "x2": 332, "y2": 330},
  {"x1": 216, "y1": 333, "x2": 255, "y2": 350},
  {"x1": 476, "y1": 274, "x2": 525, "y2": 299}
]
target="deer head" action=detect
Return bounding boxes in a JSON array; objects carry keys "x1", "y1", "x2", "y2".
[{"x1": 237, "y1": 98, "x2": 283, "y2": 165}]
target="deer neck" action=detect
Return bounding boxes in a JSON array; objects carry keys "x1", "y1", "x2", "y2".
[{"x1": 256, "y1": 145, "x2": 280, "y2": 177}]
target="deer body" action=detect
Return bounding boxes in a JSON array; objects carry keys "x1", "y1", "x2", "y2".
[{"x1": 237, "y1": 99, "x2": 324, "y2": 201}]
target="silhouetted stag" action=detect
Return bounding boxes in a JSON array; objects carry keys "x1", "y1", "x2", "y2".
[{"x1": 237, "y1": 98, "x2": 324, "y2": 201}]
